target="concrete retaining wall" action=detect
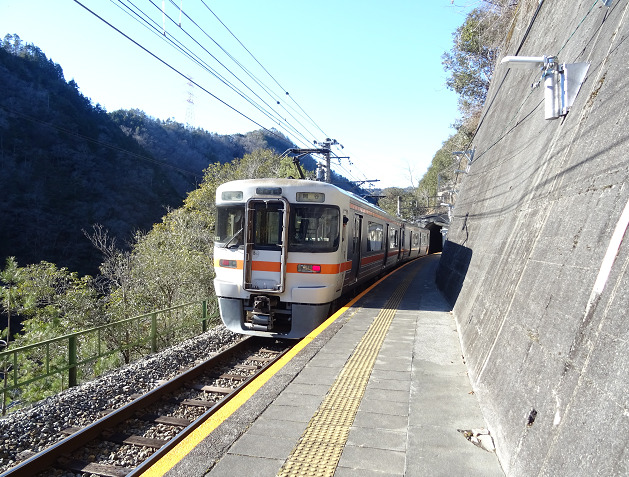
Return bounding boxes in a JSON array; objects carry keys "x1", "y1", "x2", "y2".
[{"x1": 437, "y1": 0, "x2": 629, "y2": 474}]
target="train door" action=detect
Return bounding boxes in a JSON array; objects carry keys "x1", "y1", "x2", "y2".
[
  {"x1": 243, "y1": 198, "x2": 289, "y2": 292},
  {"x1": 348, "y1": 213, "x2": 363, "y2": 283}
]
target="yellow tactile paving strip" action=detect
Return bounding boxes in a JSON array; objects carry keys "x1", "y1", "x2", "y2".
[
  {"x1": 277, "y1": 268, "x2": 417, "y2": 477},
  {"x1": 140, "y1": 260, "x2": 420, "y2": 477}
]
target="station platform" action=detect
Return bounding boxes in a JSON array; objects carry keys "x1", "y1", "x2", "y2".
[{"x1": 146, "y1": 254, "x2": 504, "y2": 476}]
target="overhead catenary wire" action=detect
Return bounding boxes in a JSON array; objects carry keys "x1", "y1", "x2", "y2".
[
  {"x1": 111, "y1": 0, "x2": 314, "y2": 147},
  {"x1": 148, "y1": 0, "x2": 294, "y2": 130},
  {"x1": 73, "y1": 0, "x2": 376, "y2": 185},
  {"x1": 125, "y1": 0, "x2": 320, "y2": 147},
  {"x1": 199, "y1": 0, "x2": 329, "y2": 140},
  {"x1": 72, "y1": 0, "x2": 296, "y2": 146},
  {"x1": 167, "y1": 0, "x2": 322, "y2": 145},
  {"x1": 329, "y1": 149, "x2": 365, "y2": 184}
]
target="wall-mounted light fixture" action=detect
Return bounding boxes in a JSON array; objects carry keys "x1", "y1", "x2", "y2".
[
  {"x1": 452, "y1": 150, "x2": 475, "y2": 174},
  {"x1": 501, "y1": 55, "x2": 590, "y2": 120}
]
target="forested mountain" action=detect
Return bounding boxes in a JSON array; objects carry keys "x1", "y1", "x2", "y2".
[
  {"x1": 108, "y1": 109, "x2": 301, "y2": 197},
  {"x1": 0, "y1": 34, "x2": 297, "y2": 276}
]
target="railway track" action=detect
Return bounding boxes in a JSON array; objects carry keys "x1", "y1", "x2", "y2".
[{"x1": 2, "y1": 337, "x2": 292, "y2": 477}]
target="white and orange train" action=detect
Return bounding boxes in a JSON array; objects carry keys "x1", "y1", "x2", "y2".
[{"x1": 213, "y1": 178, "x2": 429, "y2": 338}]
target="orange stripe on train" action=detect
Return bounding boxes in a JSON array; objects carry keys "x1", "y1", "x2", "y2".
[{"x1": 215, "y1": 259, "x2": 353, "y2": 274}]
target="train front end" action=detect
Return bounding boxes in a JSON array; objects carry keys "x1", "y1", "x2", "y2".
[{"x1": 213, "y1": 179, "x2": 347, "y2": 339}]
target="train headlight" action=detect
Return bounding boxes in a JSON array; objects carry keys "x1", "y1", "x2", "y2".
[
  {"x1": 297, "y1": 264, "x2": 321, "y2": 273},
  {"x1": 219, "y1": 259, "x2": 238, "y2": 268}
]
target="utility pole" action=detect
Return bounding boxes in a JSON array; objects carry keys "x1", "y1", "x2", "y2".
[
  {"x1": 314, "y1": 138, "x2": 343, "y2": 183},
  {"x1": 283, "y1": 138, "x2": 344, "y2": 183}
]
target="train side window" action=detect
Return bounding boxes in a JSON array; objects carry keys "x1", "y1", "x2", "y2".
[
  {"x1": 367, "y1": 221, "x2": 383, "y2": 251},
  {"x1": 389, "y1": 228, "x2": 398, "y2": 249},
  {"x1": 289, "y1": 205, "x2": 340, "y2": 253}
]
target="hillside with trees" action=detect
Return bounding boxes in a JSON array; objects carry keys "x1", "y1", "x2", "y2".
[{"x1": 0, "y1": 34, "x2": 299, "y2": 277}]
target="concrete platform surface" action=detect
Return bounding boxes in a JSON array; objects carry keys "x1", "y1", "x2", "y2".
[{"x1": 162, "y1": 255, "x2": 504, "y2": 476}]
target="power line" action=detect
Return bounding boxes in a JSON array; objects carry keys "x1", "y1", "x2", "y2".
[
  {"x1": 166, "y1": 0, "x2": 321, "y2": 145},
  {"x1": 72, "y1": 0, "x2": 288, "y2": 143},
  {"x1": 199, "y1": 0, "x2": 329, "y2": 139},
  {"x1": 72, "y1": 1, "x2": 376, "y2": 183},
  {"x1": 112, "y1": 0, "x2": 312, "y2": 147}
]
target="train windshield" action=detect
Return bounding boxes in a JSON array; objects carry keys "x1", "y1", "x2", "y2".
[
  {"x1": 289, "y1": 205, "x2": 340, "y2": 253},
  {"x1": 215, "y1": 205, "x2": 244, "y2": 247}
]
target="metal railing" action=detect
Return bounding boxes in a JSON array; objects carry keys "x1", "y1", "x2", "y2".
[{"x1": 1, "y1": 299, "x2": 219, "y2": 413}]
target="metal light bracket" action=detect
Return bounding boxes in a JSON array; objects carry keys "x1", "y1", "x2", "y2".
[
  {"x1": 452, "y1": 150, "x2": 475, "y2": 173},
  {"x1": 501, "y1": 55, "x2": 590, "y2": 120}
]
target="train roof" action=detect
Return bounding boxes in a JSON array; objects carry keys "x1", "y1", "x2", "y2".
[
  {"x1": 217, "y1": 178, "x2": 375, "y2": 206},
  {"x1": 216, "y1": 178, "x2": 420, "y2": 227}
]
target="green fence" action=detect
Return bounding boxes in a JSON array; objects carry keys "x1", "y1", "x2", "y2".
[{"x1": 0, "y1": 298, "x2": 219, "y2": 413}]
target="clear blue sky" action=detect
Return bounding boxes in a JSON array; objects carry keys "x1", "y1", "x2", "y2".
[{"x1": 0, "y1": 0, "x2": 472, "y2": 189}]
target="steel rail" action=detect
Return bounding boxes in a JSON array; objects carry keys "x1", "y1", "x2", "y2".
[
  {"x1": 1, "y1": 337, "x2": 269, "y2": 476},
  {"x1": 129, "y1": 341, "x2": 292, "y2": 476}
]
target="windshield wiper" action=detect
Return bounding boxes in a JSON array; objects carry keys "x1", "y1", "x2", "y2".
[{"x1": 221, "y1": 227, "x2": 243, "y2": 248}]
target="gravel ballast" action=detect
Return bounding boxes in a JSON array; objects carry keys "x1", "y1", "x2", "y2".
[{"x1": 0, "y1": 325, "x2": 240, "y2": 473}]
